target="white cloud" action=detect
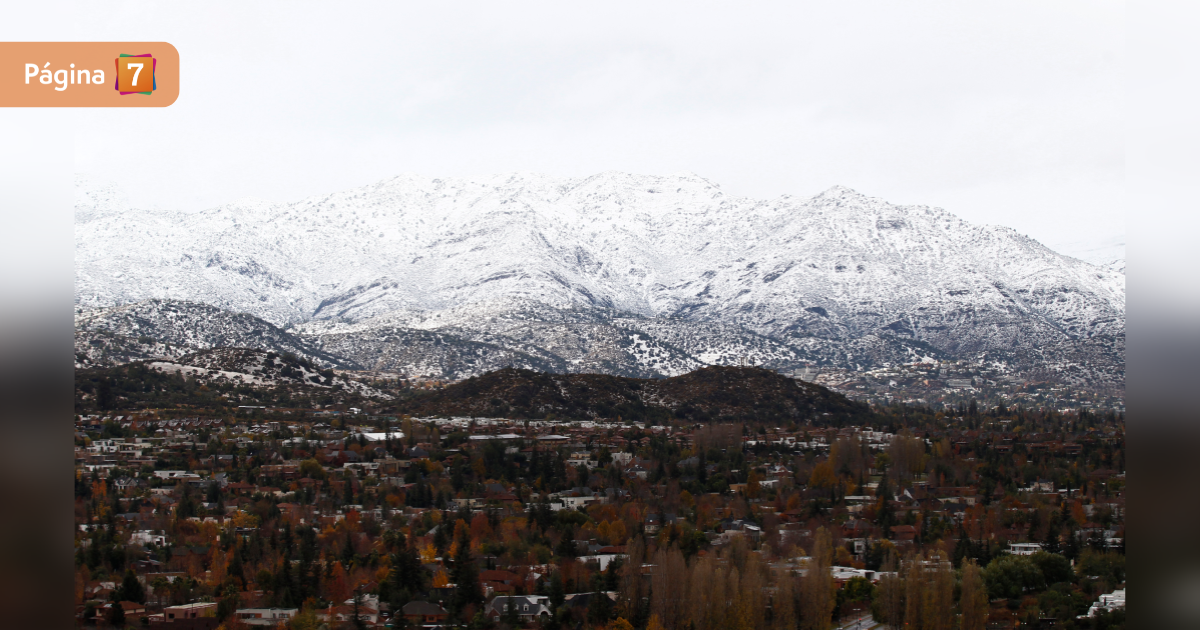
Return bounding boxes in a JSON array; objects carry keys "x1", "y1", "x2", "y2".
[{"x1": 5, "y1": 1, "x2": 1123, "y2": 252}]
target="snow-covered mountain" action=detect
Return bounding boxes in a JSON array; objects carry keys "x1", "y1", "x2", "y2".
[
  {"x1": 75, "y1": 172, "x2": 1124, "y2": 382},
  {"x1": 74, "y1": 300, "x2": 339, "y2": 369}
]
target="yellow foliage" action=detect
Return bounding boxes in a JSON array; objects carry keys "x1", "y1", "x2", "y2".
[
  {"x1": 432, "y1": 568, "x2": 449, "y2": 588},
  {"x1": 609, "y1": 520, "x2": 627, "y2": 545},
  {"x1": 747, "y1": 470, "x2": 762, "y2": 499},
  {"x1": 597, "y1": 521, "x2": 612, "y2": 544},
  {"x1": 420, "y1": 542, "x2": 437, "y2": 564},
  {"x1": 809, "y1": 461, "x2": 837, "y2": 489},
  {"x1": 607, "y1": 619, "x2": 635, "y2": 630},
  {"x1": 500, "y1": 519, "x2": 526, "y2": 543},
  {"x1": 230, "y1": 511, "x2": 260, "y2": 529}
]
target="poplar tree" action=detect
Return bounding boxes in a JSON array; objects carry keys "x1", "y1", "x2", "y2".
[
  {"x1": 799, "y1": 528, "x2": 835, "y2": 630},
  {"x1": 959, "y1": 559, "x2": 990, "y2": 630}
]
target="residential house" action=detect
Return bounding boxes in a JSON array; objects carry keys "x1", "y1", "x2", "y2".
[
  {"x1": 487, "y1": 595, "x2": 552, "y2": 623},
  {"x1": 402, "y1": 600, "x2": 449, "y2": 625},
  {"x1": 164, "y1": 602, "x2": 219, "y2": 621}
]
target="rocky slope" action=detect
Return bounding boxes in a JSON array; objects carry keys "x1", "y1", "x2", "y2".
[
  {"x1": 75, "y1": 172, "x2": 1125, "y2": 385},
  {"x1": 75, "y1": 347, "x2": 395, "y2": 413}
]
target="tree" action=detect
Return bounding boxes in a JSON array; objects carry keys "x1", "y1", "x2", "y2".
[
  {"x1": 451, "y1": 530, "x2": 482, "y2": 612},
  {"x1": 549, "y1": 572, "x2": 565, "y2": 612},
  {"x1": 589, "y1": 588, "x2": 614, "y2": 625},
  {"x1": 747, "y1": 470, "x2": 762, "y2": 499},
  {"x1": 772, "y1": 569, "x2": 797, "y2": 630},
  {"x1": 106, "y1": 601, "x2": 125, "y2": 627},
  {"x1": 286, "y1": 608, "x2": 323, "y2": 630},
  {"x1": 1075, "y1": 549, "x2": 1125, "y2": 586},
  {"x1": 618, "y1": 536, "x2": 646, "y2": 621},
  {"x1": 607, "y1": 619, "x2": 635, "y2": 630},
  {"x1": 97, "y1": 378, "x2": 116, "y2": 410},
  {"x1": 800, "y1": 527, "x2": 836, "y2": 630},
  {"x1": 151, "y1": 576, "x2": 170, "y2": 606},
  {"x1": 872, "y1": 551, "x2": 904, "y2": 627},
  {"x1": 299, "y1": 458, "x2": 326, "y2": 480},
  {"x1": 217, "y1": 583, "x2": 241, "y2": 622},
  {"x1": 433, "y1": 522, "x2": 449, "y2": 557},
  {"x1": 118, "y1": 568, "x2": 145, "y2": 604},
  {"x1": 502, "y1": 595, "x2": 521, "y2": 627},
  {"x1": 982, "y1": 555, "x2": 1045, "y2": 600},
  {"x1": 1030, "y1": 551, "x2": 1072, "y2": 586},
  {"x1": 351, "y1": 589, "x2": 369, "y2": 630},
  {"x1": 650, "y1": 545, "x2": 687, "y2": 630},
  {"x1": 876, "y1": 471, "x2": 895, "y2": 536},
  {"x1": 903, "y1": 551, "x2": 926, "y2": 630},
  {"x1": 809, "y1": 461, "x2": 837, "y2": 491},
  {"x1": 959, "y1": 559, "x2": 989, "y2": 630},
  {"x1": 922, "y1": 551, "x2": 954, "y2": 630}
]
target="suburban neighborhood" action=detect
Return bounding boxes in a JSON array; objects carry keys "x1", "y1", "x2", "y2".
[{"x1": 74, "y1": 400, "x2": 1125, "y2": 629}]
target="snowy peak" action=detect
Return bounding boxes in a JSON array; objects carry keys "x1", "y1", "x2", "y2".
[{"x1": 74, "y1": 171, "x2": 1123, "y2": 382}]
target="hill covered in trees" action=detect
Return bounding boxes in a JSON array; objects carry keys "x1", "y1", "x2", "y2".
[{"x1": 398, "y1": 366, "x2": 875, "y2": 425}]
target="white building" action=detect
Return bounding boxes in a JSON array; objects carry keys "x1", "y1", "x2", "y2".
[
  {"x1": 235, "y1": 608, "x2": 299, "y2": 626},
  {"x1": 1007, "y1": 542, "x2": 1043, "y2": 556},
  {"x1": 1083, "y1": 589, "x2": 1125, "y2": 618}
]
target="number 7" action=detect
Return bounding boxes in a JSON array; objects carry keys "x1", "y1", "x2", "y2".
[{"x1": 127, "y1": 62, "x2": 143, "y2": 86}]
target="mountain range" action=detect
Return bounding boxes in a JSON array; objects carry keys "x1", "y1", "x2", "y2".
[{"x1": 74, "y1": 172, "x2": 1125, "y2": 386}]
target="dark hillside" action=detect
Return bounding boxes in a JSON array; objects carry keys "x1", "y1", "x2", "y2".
[{"x1": 400, "y1": 365, "x2": 874, "y2": 425}]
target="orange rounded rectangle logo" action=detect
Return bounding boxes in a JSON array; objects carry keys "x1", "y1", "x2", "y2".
[{"x1": 0, "y1": 42, "x2": 178, "y2": 107}]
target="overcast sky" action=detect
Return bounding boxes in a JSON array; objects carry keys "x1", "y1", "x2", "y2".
[{"x1": 9, "y1": 1, "x2": 1123, "y2": 261}]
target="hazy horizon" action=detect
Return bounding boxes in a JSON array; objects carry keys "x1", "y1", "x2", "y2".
[{"x1": 31, "y1": 2, "x2": 1121, "y2": 266}]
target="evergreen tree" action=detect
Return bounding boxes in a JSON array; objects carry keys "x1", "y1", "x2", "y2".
[
  {"x1": 351, "y1": 589, "x2": 368, "y2": 630},
  {"x1": 587, "y1": 589, "x2": 613, "y2": 624},
  {"x1": 503, "y1": 596, "x2": 521, "y2": 627},
  {"x1": 229, "y1": 545, "x2": 246, "y2": 588},
  {"x1": 216, "y1": 584, "x2": 240, "y2": 623},
  {"x1": 106, "y1": 601, "x2": 125, "y2": 627},
  {"x1": 877, "y1": 468, "x2": 895, "y2": 537},
  {"x1": 451, "y1": 530, "x2": 482, "y2": 613},
  {"x1": 118, "y1": 567, "x2": 146, "y2": 604},
  {"x1": 549, "y1": 572, "x2": 565, "y2": 612},
  {"x1": 97, "y1": 378, "x2": 116, "y2": 411},
  {"x1": 433, "y1": 522, "x2": 449, "y2": 557},
  {"x1": 1063, "y1": 526, "x2": 1081, "y2": 560},
  {"x1": 276, "y1": 558, "x2": 295, "y2": 608}
]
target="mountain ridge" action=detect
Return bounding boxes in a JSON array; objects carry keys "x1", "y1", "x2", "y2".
[
  {"x1": 75, "y1": 172, "x2": 1124, "y2": 385},
  {"x1": 397, "y1": 365, "x2": 875, "y2": 424}
]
